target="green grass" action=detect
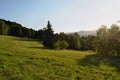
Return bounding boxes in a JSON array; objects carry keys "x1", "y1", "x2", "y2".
[{"x1": 0, "y1": 35, "x2": 120, "y2": 80}]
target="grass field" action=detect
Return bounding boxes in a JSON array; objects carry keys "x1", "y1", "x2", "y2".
[{"x1": 0, "y1": 35, "x2": 120, "y2": 80}]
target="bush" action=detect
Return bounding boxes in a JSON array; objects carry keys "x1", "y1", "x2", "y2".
[{"x1": 54, "y1": 40, "x2": 69, "y2": 50}]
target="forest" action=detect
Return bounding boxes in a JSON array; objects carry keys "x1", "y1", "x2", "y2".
[{"x1": 0, "y1": 18, "x2": 120, "y2": 56}]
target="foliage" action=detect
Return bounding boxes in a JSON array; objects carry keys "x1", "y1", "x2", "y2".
[
  {"x1": 0, "y1": 20, "x2": 9, "y2": 35},
  {"x1": 66, "y1": 33, "x2": 81, "y2": 50},
  {"x1": 80, "y1": 35, "x2": 95, "y2": 51},
  {"x1": 43, "y1": 21, "x2": 55, "y2": 49},
  {"x1": 0, "y1": 19, "x2": 37, "y2": 38},
  {"x1": 54, "y1": 40, "x2": 69, "y2": 50},
  {"x1": 95, "y1": 24, "x2": 120, "y2": 56},
  {"x1": 8, "y1": 23, "x2": 23, "y2": 36}
]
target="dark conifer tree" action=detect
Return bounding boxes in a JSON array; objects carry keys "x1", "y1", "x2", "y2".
[{"x1": 43, "y1": 21, "x2": 55, "y2": 48}]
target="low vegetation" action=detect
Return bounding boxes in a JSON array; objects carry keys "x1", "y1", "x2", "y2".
[
  {"x1": 0, "y1": 35, "x2": 120, "y2": 80},
  {"x1": 54, "y1": 40, "x2": 69, "y2": 50}
]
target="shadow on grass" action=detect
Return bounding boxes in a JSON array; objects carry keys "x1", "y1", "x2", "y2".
[
  {"x1": 77, "y1": 54, "x2": 120, "y2": 72},
  {"x1": 27, "y1": 46, "x2": 46, "y2": 49},
  {"x1": 27, "y1": 46, "x2": 54, "y2": 51},
  {"x1": 12, "y1": 37, "x2": 42, "y2": 43}
]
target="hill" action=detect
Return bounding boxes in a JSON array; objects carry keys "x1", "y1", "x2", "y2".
[
  {"x1": 67, "y1": 30, "x2": 96, "y2": 37},
  {"x1": 0, "y1": 35, "x2": 120, "y2": 80},
  {"x1": 77, "y1": 30, "x2": 96, "y2": 37}
]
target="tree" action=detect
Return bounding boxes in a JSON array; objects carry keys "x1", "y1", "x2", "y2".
[
  {"x1": 9, "y1": 23, "x2": 23, "y2": 37},
  {"x1": 66, "y1": 33, "x2": 81, "y2": 50},
  {"x1": 94, "y1": 24, "x2": 120, "y2": 56},
  {"x1": 0, "y1": 21, "x2": 4, "y2": 35},
  {"x1": 35, "y1": 29, "x2": 46, "y2": 41},
  {"x1": 54, "y1": 40, "x2": 69, "y2": 50},
  {"x1": 30, "y1": 29, "x2": 35, "y2": 38},
  {"x1": 0, "y1": 20, "x2": 9, "y2": 35},
  {"x1": 95, "y1": 25, "x2": 109, "y2": 55},
  {"x1": 108, "y1": 24, "x2": 120, "y2": 56},
  {"x1": 59, "y1": 32, "x2": 66, "y2": 40},
  {"x1": 80, "y1": 35, "x2": 95, "y2": 51},
  {"x1": 43, "y1": 21, "x2": 55, "y2": 48}
]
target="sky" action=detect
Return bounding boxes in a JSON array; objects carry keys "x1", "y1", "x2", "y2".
[{"x1": 0, "y1": 0, "x2": 120, "y2": 33}]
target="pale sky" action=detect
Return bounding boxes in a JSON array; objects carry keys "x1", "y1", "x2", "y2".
[{"x1": 0, "y1": 0, "x2": 120, "y2": 33}]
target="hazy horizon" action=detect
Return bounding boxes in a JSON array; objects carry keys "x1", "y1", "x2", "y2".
[{"x1": 0, "y1": 0, "x2": 120, "y2": 33}]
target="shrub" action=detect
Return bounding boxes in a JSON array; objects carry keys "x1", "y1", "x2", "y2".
[{"x1": 54, "y1": 40, "x2": 69, "y2": 50}]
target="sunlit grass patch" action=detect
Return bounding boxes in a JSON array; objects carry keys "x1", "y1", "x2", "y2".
[{"x1": 0, "y1": 35, "x2": 120, "y2": 80}]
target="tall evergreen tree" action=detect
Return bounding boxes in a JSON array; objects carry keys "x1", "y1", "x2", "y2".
[{"x1": 43, "y1": 21, "x2": 55, "y2": 48}]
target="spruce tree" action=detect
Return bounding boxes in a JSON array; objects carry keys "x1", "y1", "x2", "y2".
[{"x1": 43, "y1": 21, "x2": 55, "y2": 48}]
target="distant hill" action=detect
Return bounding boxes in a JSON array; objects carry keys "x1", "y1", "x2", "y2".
[
  {"x1": 77, "y1": 30, "x2": 96, "y2": 37},
  {"x1": 66, "y1": 30, "x2": 96, "y2": 37}
]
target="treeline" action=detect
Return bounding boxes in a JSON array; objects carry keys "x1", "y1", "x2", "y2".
[
  {"x1": 42, "y1": 21, "x2": 95, "y2": 50},
  {"x1": 43, "y1": 21, "x2": 120, "y2": 57},
  {"x1": 0, "y1": 19, "x2": 94, "y2": 51},
  {"x1": 0, "y1": 19, "x2": 37, "y2": 38},
  {"x1": 1, "y1": 18, "x2": 120, "y2": 56}
]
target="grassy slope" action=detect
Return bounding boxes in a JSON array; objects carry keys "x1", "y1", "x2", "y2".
[{"x1": 0, "y1": 35, "x2": 120, "y2": 80}]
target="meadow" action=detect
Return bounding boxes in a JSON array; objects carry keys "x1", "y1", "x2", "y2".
[{"x1": 0, "y1": 35, "x2": 120, "y2": 80}]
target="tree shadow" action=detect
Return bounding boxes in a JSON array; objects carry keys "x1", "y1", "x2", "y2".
[
  {"x1": 27, "y1": 46, "x2": 46, "y2": 49},
  {"x1": 27, "y1": 46, "x2": 54, "y2": 50},
  {"x1": 77, "y1": 54, "x2": 120, "y2": 72},
  {"x1": 12, "y1": 37, "x2": 42, "y2": 43},
  {"x1": 12, "y1": 37, "x2": 43, "y2": 45}
]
